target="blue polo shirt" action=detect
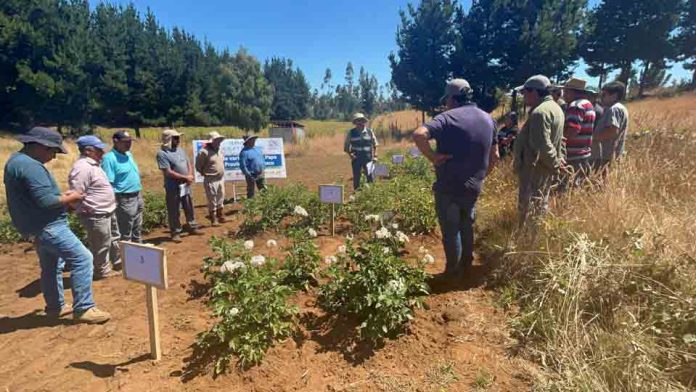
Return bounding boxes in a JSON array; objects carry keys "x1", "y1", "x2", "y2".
[
  {"x1": 3, "y1": 152, "x2": 67, "y2": 236},
  {"x1": 239, "y1": 146, "x2": 265, "y2": 177},
  {"x1": 101, "y1": 149, "x2": 142, "y2": 194},
  {"x1": 424, "y1": 103, "x2": 496, "y2": 197}
]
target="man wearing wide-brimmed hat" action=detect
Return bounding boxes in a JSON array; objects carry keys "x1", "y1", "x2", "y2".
[
  {"x1": 513, "y1": 75, "x2": 565, "y2": 229},
  {"x1": 559, "y1": 77, "x2": 597, "y2": 190},
  {"x1": 156, "y1": 129, "x2": 198, "y2": 242},
  {"x1": 3, "y1": 127, "x2": 111, "y2": 324},
  {"x1": 343, "y1": 113, "x2": 379, "y2": 190},
  {"x1": 195, "y1": 131, "x2": 226, "y2": 226},
  {"x1": 239, "y1": 134, "x2": 266, "y2": 199}
]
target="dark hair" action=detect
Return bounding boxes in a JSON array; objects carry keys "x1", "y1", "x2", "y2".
[
  {"x1": 451, "y1": 89, "x2": 474, "y2": 105},
  {"x1": 602, "y1": 81, "x2": 626, "y2": 101},
  {"x1": 506, "y1": 111, "x2": 519, "y2": 125}
]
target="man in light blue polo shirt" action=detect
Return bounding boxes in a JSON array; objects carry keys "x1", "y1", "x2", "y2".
[{"x1": 101, "y1": 131, "x2": 144, "y2": 244}]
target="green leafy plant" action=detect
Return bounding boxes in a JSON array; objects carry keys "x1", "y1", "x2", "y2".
[
  {"x1": 281, "y1": 229, "x2": 321, "y2": 291},
  {"x1": 141, "y1": 191, "x2": 168, "y2": 233},
  {"x1": 318, "y1": 227, "x2": 429, "y2": 342},
  {"x1": 195, "y1": 237, "x2": 298, "y2": 373},
  {"x1": 0, "y1": 213, "x2": 22, "y2": 244}
]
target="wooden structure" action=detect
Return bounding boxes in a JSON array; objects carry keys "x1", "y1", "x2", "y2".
[{"x1": 269, "y1": 121, "x2": 305, "y2": 144}]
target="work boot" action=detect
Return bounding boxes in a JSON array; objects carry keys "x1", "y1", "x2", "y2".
[
  {"x1": 171, "y1": 233, "x2": 183, "y2": 243},
  {"x1": 216, "y1": 208, "x2": 226, "y2": 223},
  {"x1": 210, "y1": 213, "x2": 220, "y2": 227},
  {"x1": 46, "y1": 303, "x2": 73, "y2": 319},
  {"x1": 94, "y1": 270, "x2": 121, "y2": 280},
  {"x1": 184, "y1": 224, "x2": 200, "y2": 235},
  {"x1": 73, "y1": 307, "x2": 111, "y2": 324}
]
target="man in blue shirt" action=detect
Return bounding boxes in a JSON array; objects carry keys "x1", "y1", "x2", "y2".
[
  {"x1": 3, "y1": 127, "x2": 111, "y2": 324},
  {"x1": 413, "y1": 79, "x2": 499, "y2": 278},
  {"x1": 239, "y1": 135, "x2": 266, "y2": 199},
  {"x1": 101, "y1": 131, "x2": 144, "y2": 244},
  {"x1": 156, "y1": 129, "x2": 198, "y2": 242}
]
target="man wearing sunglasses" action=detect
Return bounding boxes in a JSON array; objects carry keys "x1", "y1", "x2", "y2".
[{"x1": 513, "y1": 75, "x2": 565, "y2": 229}]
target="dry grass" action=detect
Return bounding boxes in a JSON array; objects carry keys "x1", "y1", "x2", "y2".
[{"x1": 478, "y1": 93, "x2": 696, "y2": 391}]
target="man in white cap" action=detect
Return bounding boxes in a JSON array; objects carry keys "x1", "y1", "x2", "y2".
[
  {"x1": 413, "y1": 78, "x2": 498, "y2": 278},
  {"x1": 513, "y1": 75, "x2": 565, "y2": 229},
  {"x1": 69, "y1": 135, "x2": 121, "y2": 280},
  {"x1": 343, "y1": 113, "x2": 379, "y2": 190},
  {"x1": 156, "y1": 129, "x2": 198, "y2": 242},
  {"x1": 195, "y1": 131, "x2": 226, "y2": 226}
]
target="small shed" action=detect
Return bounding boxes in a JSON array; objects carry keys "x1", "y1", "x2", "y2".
[{"x1": 269, "y1": 121, "x2": 305, "y2": 144}]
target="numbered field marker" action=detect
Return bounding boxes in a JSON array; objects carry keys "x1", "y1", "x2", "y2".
[
  {"x1": 373, "y1": 163, "x2": 390, "y2": 178},
  {"x1": 391, "y1": 154, "x2": 405, "y2": 164},
  {"x1": 408, "y1": 146, "x2": 421, "y2": 157},
  {"x1": 121, "y1": 241, "x2": 168, "y2": 360},
  {"x1": 319, "y1": 184, "x2": 344, "y2": 236}
]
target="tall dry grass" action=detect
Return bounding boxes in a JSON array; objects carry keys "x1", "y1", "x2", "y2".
[{"x1": 478, "y1": 94, "x2": 696, "y2": 391}]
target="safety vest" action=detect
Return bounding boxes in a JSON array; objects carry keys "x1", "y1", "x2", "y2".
[{"x1": 349, "y1": 128, "x2": 375, "y2": 160}]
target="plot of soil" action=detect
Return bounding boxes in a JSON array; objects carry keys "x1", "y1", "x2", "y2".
[{"x1": 0, "y1": 137, "x2": 536, "y2": 391}]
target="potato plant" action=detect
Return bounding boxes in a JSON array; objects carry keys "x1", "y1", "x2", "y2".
[{"x1": 281, "y1": 229, "x2": 321, "y2": 291}]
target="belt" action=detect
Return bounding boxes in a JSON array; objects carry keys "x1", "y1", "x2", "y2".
[{"x1": 116, "y1": 191, "x2": 140, "y2": 197}]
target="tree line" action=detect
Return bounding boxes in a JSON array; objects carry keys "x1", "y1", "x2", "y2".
[
  {"x1": 390, "y1": 0, "x2": 696, "y2": 113},
  {"x1": 0, "y1": 1, "x2": 399, "y2": 133}
]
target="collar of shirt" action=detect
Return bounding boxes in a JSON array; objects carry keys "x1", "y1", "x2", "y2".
[{"x1": 79, "y1": 155, "x2": 99, "y2": 166}]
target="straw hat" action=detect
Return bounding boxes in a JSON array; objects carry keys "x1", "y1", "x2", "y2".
[
  {"x1": 352, "y1": 113, "x2": 368, "y2": 124},
  {"x1": 562, "y1": 77, "x2": 592, "y2": 93},
  {"x1": 207, "y1": 131, "x2": 224, "y2": 142}
]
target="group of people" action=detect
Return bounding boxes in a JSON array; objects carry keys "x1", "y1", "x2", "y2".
[
  {"x1": 409, "y1": 75, "x2": 628, "y2": 278},
  {"x1": 3, "y1": 126, "x2": 268, "y2": 324}
]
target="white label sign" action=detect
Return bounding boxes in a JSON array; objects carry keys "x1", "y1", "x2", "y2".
[
  {"x1": 121, "y1": 242, "x2": 167, "y2": 289},
  {"x1": 319, "y1": 185, "x2": 344, "y2": 204},
  {"x1": 374, "y1": 163, "x2": 390, "y2": 178},
  {"x1": 391, "y1": 154, "x2": 405, "y2": 164},
  {"x1": 408, "y1": 147, "x2": 421, "y2": 157},
  {"x1": 192, "y1": 138, "x2": 287, "y2": 183}
]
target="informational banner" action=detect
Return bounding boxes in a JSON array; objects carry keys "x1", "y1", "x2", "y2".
[{"x1": 192, "y1": 138, "x2": 287, "y2": 182}]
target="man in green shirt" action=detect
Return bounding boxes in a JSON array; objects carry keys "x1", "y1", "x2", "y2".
[{"x1": 513, "y1": 75, "x2": 565, "y2": 229}]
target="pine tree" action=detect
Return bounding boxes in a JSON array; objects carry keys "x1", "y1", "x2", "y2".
[
  {"x1": 264, "y1": 57, "x2": 310, "y2": 120},
  {"x1": 676, "y1": 0, "x2": 696, "y2": 86}
]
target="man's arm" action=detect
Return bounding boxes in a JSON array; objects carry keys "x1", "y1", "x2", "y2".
[
  {"x1": 528, "y1": 111, "x2": 560, "y2": 171},
  {"x1": 239, "y1": 151, "x2": 250, "y2": 177},
  {"x1": 194, "y1": 150, "x2": 206, "y2": 177},
  {"x1": 413, "y1": 125, "x2": 451, "y2": 166},
  {"x1": 101, "y1": 155, "x2": 116, "y2": 185},
  {"x1": 157, "y1": 152, "x2": 189, "y2": 182},
  {"x1": 25, "y1": 165, "x2": 81, "y2": 208},
  {"x1": 564, "y1": 106, "x2": 582, "y2": 140},
  {"x1": 593, "y1": 125, "x2": 619, "y2": 142},
  {"x1": 343, "y1": 131, "x2": 355, "y2": 159},
  {"x1": 488, "y1": 143, "x2": 500, "y2": 174}
]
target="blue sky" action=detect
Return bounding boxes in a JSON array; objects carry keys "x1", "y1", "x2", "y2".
[{"x1": 98, "y1": 0, "x2": 690, "y2": 91}]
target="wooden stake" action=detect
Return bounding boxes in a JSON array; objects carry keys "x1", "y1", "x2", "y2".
[
  {"x1": 145, "y1": 285, "x2": 161, "y2": 360},
  {"x1": 331, "y1": 203, "x2": 335, "y2": 236}
]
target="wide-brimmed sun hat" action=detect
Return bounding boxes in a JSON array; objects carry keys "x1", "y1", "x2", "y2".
[
  {"x1": 207, "y1": 131, "x2": 225, "y2": 142},
  {"x1": 17, "y1": 127, "x2": 67, "y2": 154},
  {"x1": 352, "y1": 113, "x2": 368, "y2": 124},
  {"x1": 243, "y1": 134, "x2": 259, "y2": 145}
]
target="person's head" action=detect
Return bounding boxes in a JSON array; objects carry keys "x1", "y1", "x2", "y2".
[
  {"x1": 208, "y1": 131, "x2": 225, "y2": 149},
  {"x1": 17, "y1": 127, "x2": 67, "y2": 164},
  {"x1": 441, "y1": 78, "x2": 473, "y2": 110},
  {"x1": 352, "y1": 113, "x2": 369, "y2": 130},
  {"x1": 161, "y1": 129, "x2": 182, "y2": 150},
  {"x1": 562, "y1": 77, "x2": 592, "y2": 103},
  {"x1": 77, "y1": 135, "x2": 107, "y2": 162},
  {"x1": 550, "y1": 86, "x2": 563, "y2": 102},
  {"x1": 600, "y1": 81, "x2": 626, "y2": 106},
  {"x1": 112, "y1": 130, "x2": 132, "y2": 153},
  {"x1": 520, "y1": 75, "x2": 551, "y2": 107},
  {"x1": 505, "y1": 111, "x2": 518, "y2": 128},
  {"x1": 243, "y1": 135, "x2": 258, "y2": 148}
]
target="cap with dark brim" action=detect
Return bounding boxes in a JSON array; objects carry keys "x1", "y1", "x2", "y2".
[{"x1": 17, "y1": 129, "x2": 67, "y2": 154}]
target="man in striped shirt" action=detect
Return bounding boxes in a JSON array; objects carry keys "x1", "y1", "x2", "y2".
[{"x1": 561, "y1": 77, "x2": 596, "y2": 190}]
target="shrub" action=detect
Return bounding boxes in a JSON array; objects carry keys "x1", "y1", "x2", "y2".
[
  {"x1": 141, "y1": 191, "x2": 167, "y2": 233},
  {"x1": 0, "y1": 214, "x2": 21, "y2": 244},
  {"x1": 281, "y1": 229, "x2": 320, "y2": 291},
  {"x1": 195, "y1": 237, "x2": 298, "y2": 373},
  {"x1": 239, "y1": 184, "x2": 331, "y2": 234},
  {"x1": 318, "y1": 226, "x2": 429, "y2": 342}
]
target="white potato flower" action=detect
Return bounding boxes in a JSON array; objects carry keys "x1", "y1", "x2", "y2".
[
  {"x1": 418, "y1": 246, "x2": 428, "y2": 254},
  {"x1": 422, "y1": 254, "x2": 435, "y2": 264},
  {"x1": 266, "y1": 239, "x2": 278, "y2": 248},
  {"x1": 250, "y1": 255, "x2": 266, "y2": 267},
  {"x1": 243, "y1": 240, "x2": 254, "y2": 250},
  {"x1": 396, "y1": 231, "x2": 410, "y2": 243},
  {"x1": 229, "y1": 307, "x2": 240, "y2": 316},
  {"x1": 375, "y1": 226, "x2": 391, "y2": 239},
  {"x1": 337, "y1": 245, "x2": 347, "y2": 254},
  {"x1": 220, "y1": 260, "x2": 245, "y2": 274},
  {"x1": 391, "y1": 223, "x2": 399, "y2": 230},
  {"x1": 308, "y1": 228, "x2": 318, "y2": 238},
  {"x1": 348, "y1": 195, "x2": 356, "y2": 202},
  {"x1": 293, "y1": 205, "x2": 309, "y2": 217},
  {"x1": 383, "y1": 247, "x2": 391, "y2": 255},
  {"x1": 364, "y1": 214, "x2": 380, "y2": 222},
  {"x1": 324, "y1": 255, "x2": 337, "y2": 265}
]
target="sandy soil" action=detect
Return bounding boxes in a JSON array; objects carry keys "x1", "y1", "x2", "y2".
[{"x1": 0, "y1": 136, "x2": 537, "y2": 391}]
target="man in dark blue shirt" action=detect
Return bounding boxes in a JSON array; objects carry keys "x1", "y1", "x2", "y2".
[
  {"x1": 4, "y1": 127, "x2": 111, "y2": 323},
  {"x1": 413, "y1": 79, "x2": 499, "y2": 278}
]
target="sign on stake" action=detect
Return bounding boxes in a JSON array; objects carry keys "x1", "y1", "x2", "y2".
[
  {"x1": 373, "y1": 163, "x2": 390, "y2": 178},
  {"x1": 319, "y1": 184, "x2": 344, "y2": 236},
  {"x1": 391, "y1": 154, "x2": 405, "y2": 164},
  {"x1": 121, "y1": 241, "x2": 168, "y2": 360}
]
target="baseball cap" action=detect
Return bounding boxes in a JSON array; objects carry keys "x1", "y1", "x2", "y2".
[
  {"x1": 113, "y1": 130, "x2": 132, "y2": 141},
  {"x1": 522, "y1": 75, "x2": 551, "y2": 91},
  {"x1": 76, "y1": 135, "x2": 108, "y2": 150},
  {"x1": 441, "y1": 78, "x2": 471, "y2": 102},
  {"x1": 17, "y1": 127, "x2": 68, "y2": 154}
]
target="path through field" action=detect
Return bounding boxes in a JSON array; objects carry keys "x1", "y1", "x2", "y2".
[{"x1": 0, "y1": 135, "x2": 536, "y2": 391}]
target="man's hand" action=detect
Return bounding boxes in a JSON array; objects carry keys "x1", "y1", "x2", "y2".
[
  {"x1": 186, "y1": 175, "x2": 194, "y2": 185},
  {"x1": 430, "y1": 153, "x2": 452, "y2": 167},
  {"x1": 60, "y1": 190, "x2": 84, "y2": 205}
]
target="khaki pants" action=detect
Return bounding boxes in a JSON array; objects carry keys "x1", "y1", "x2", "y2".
[
  {"x1": 203, "y1": 177, "x2": 225, "y2": 213},
  {"x1": 517, "y1": 167, "x2": 553, "y2": 230},
  {"x1": 79, "y1": 212, "x2": 120, "y2": 277}
]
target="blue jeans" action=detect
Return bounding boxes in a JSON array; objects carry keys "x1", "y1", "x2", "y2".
[
  {"x1": 434, "y1": 192, "x2": 477, "y2": 274},
  {"x1": 351, "y1": 157, "x2": 374, "y2": 190},
  {"x1": 34, "y1": 220, "x2": 96, "y2": 313}
]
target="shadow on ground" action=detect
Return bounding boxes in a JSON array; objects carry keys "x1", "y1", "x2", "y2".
[
  {"x1": 68, "y1": 353, "x2": 151, "y2": 378},
  {"x1": 0, "y1": 310, "x2": 73, "y2": 334}
]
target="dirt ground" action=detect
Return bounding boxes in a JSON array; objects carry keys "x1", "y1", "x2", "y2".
[{"x1": 0, "y1": 135, "x2": 537, "y2": 391}]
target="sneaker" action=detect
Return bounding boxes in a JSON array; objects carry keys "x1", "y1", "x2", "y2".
[
  {"x1": 46, "y1": 303, "x2": 73, "y2": 319},
  {"x1": 185, "y1": 226, "x2": 200, "y2": 235},
  {"x1": 171, "y1": 234, "x2": 183, "y2": 243},
  {"x1": 73, "y1": 307, "x2": 111, "y2": 324},
  {"x1": 94, "y1": 270, "x2": 121, "y2": 280}
]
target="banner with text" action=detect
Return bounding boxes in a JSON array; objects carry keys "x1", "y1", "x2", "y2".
[{"x1": 192, "y1": 138, "x2": 287, "y2": 183}]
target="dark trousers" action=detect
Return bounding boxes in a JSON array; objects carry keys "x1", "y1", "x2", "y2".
[
  {"x1": 245, "y1": 175, "x2": 266, "y2": 199},
  {"x1": 434, "y1": 192, "x2": 477, "y2": 274},
  {"x1": 165, "y1": 189, "x2": 196, "y2": 236},
  {"x1": 351, "y1": 157, "x2": 374, "y2": 190}
]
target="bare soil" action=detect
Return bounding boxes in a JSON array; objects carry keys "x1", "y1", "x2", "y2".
[{"x1": 0, "y1": 137, "x2": 537, "y2": 391}]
